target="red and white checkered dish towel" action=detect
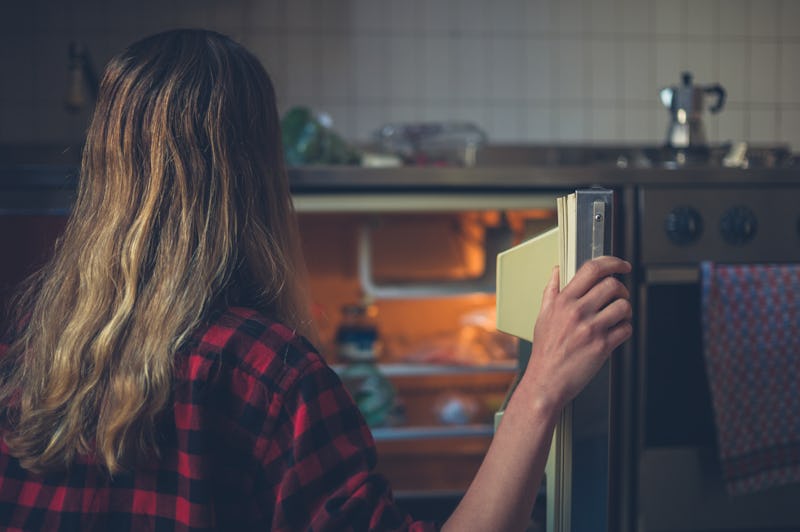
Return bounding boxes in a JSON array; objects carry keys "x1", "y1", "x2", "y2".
[{"x1": 701, "y1": 262, "x2": 800, "y2": 495}]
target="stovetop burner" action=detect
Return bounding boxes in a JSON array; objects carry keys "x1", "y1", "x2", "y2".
[{"x1": 633, "y1": 143, "x2": 796, "y2": 169}]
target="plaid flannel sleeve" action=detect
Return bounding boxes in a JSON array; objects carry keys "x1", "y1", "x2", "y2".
[{"x1": 267, "y1": 353, "x2": 437, "y2": 531}]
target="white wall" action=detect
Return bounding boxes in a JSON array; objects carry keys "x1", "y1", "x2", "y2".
[{"x1": 2, "y1": 0, "x2": 799, "y2": 149}]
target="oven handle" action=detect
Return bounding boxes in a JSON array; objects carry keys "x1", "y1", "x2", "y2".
[{"x1": 644, "y1": 266, "x2": 699, "y2": 284}]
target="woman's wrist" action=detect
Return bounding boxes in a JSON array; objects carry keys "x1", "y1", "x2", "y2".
[{"x1": 508, "y1": 373, "x2": 563, "y2": 429}]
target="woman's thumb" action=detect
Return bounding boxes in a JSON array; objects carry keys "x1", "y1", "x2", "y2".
[{"x1": 539, "y1": 265, "x2": 560, "y2": 313}]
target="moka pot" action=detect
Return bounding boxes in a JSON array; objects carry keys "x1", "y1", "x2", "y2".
[{"x1": 660, "y1": 72, "x2": 726, "y2": 150}]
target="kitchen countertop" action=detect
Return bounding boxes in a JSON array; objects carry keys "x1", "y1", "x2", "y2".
[
  {"x1": 2, "y1": 144, "x2": 799, "y2": 213},
  {"x1": 286, "y1": 163, "x2": 800, "y2": 191},
  {"x1": 4, "y1": 161, "x2": 799, "y2": 188}
]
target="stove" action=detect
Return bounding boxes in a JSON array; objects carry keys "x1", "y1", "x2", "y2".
[
  {"x1": 628, "y1": 180, "x2": 800, "y2": 532},
  {"x1": 640, "y1": 184, "x2": 800, "y2": 267}
]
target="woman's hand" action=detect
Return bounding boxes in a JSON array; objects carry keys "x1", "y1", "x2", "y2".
[
  {"x1": 523, "y1": 256, "x2": 633, "y2": 412},
  {"x1": 442, "y1": 256, "x2": 632, "y2": 532}
]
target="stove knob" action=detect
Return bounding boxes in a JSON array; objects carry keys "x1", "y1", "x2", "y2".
[
  {"x1": 720, "y1": 205, "x2": 757, "y2": 246},
  {"x1": 665, "y1": 205, "x2": 703, "y2": 245}
]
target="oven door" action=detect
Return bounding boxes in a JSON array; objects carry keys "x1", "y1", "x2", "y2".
[{"x1": 638, "y1": 266, "x2": 800, "y2": 532}]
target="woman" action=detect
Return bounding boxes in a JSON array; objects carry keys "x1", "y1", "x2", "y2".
[{"x1": 0, "y1": 29, "x2": 632, "y2": 531}]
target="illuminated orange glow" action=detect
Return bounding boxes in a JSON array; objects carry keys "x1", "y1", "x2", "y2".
[{"x1": 298, "y1": 210, "x2": 555, "y2": 364}]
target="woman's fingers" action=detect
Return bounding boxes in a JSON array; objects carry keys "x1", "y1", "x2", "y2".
[
  {"x1": 579, "y1": 275, "x2": 630, "y2": 315},
  {"x1": 584, "y1": 277, "x2": 633, "y2": 355},
  {"x1": 595, "y1": 296, "x2": 633, "y2": 328},
  {"x1": 602, "y1": 319, "x2": 634, "y2": 355},
  {"x1": 593, "y1": 297, "x2": 633, "y2": 351},
  {"x1": 561, "y1": 256, "x2": 631, "y2": 300},
  {"x1": 539, "y1": 266, "x2": 560, "y2": 314}
]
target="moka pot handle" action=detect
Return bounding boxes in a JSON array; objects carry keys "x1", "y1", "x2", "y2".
[{"x1": 705, "y1": 84, "x2": 726, "y2": 113}]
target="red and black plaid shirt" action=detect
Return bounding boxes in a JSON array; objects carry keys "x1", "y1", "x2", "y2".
[{"x1": 0, "y1": 307, "x2": 437, "y2": 531}]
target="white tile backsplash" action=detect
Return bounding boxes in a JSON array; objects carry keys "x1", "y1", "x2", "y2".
[
  {"x1": 388, "y1": 0, "x2": 419, "y2": 33},
  {"x1": 589, "y1": 40, "x2": 618, "y2": 102},
  {"x1": 715, "y1": 106, "x2": 747, "y2": 143},
  {"x1": 686, "y1": 1, "x2": 717, "y2": 38},
  {"x1": 779, "y1": 43, "x2": 800, "y2": 105},
  {"x1": 33, "y1": 31, "x2": 70, "y2": 104},
  {"x1": 589, "y1": 0, "x2": 620, "y2": 36},
  {"x1": 285, "y1": 32, "x2": 318, "y2": 105},
  {"x1": 748, "y1": 0, "x2": 778, "y2": 38},
  {"x1": 554, "y1": 39, "x2": 587, "y2": 101},
  {"x1": 449, "y1": 103, "x2": 490, "y2": 132},
  {"x1": 79, "y1": 0, "x2": 117, "y2": 32},
  {"x1": 247, "y1": 31, "x2": 287, "y2": 100},
  {"x1": 780, "y1": 0, "x2": 800, "y2": 38},
  {"x1": 353, "y1": 103, "x2": 387, "y2": 140},
  {"x1": 622, "y1": 40, "x2": 654, "y2": 102},
  {"x1": 455, "y1": 0, "x2": 488, "y2": 34},
  {"x1": 779, "y1": 109, "x2": 800, "y2": 146},
  {"x1": 453, "y1": 36, "x2": 489, "y2": 102},
  {"x1": 522, "y1": 106, "x2": 554, "y2": 141},
  {"x1": 285, "y1": 0, "x2": 318, "y2": 31},
  {"x1": 619, "y1": 0, "x2": 651, "y2": 36},
  {"x1": 622, "y1": 107, "x2": 658, "y2": 142},
  {"x1": 206, "y1": 1, "x2": 247, "y2": 35},
  {"x1": 421, "y1": 102, "x2": 454, "y2": 123},
  {"x1": 749, "y1": 107, "x2": 780, "y2": 143},
  {"x1": 352, "y1": 34, "x2": 387, "y2": 102},
  {"x1": 4, "y1": 0, "x2": 800, "y2": 150},
  {"x1": 387, "y1": 103, "x2": 423, "y2": 124},
  {"x1": 685, "y1": 41, "x2": 716, "y2": 85},
  {"x1": 319, "y1": 0, "x2": 353, "y2": 32},
  {"x1": 488, "y1": 37, "x2": 526, "y2": 101},
  {"x1": 388, "y1": 35, "x2": 420, "y2": 102},
  {"x1": 718, "y1": 0, "x2": 749, "y2": 38},
  {"x1": 319, "y1": 34, "x2": 353, "y2": 104},
  {"x1": 418, "y1": 1, "x2": 454, "y2": 33},
  {"x1": 1, "y1": 3, "x2": 35, "y2": 34},
  {"x1": 654, "y1": 40, "x2": 687, "y2": 89},
  {"x1": 524, "y1": 38, "x2": 553, "y2": 101},
  {"x1": 749, "y1": 43, "x2": 779, "y2": 104},
  {"x1": 171, "y1": 0, "x2": 209, "y2": 32},
  {"x1": 0, "y1": 34, "x2": 35, "y2": 103},
  {"x1": 590, "y1": 106, "x2": 622, "y2": 142},
  {"x1": 523, "y1": 0, "x2": 554, "y2": 35},
  {"x1": 717, "y1": 41, "x2": 748, "y2": 104},
  {"x1": 34, "y1": 2, "x2": 74, "y2": 31},
  {"x1": 421, "y1": 36, "x2": 453, "y2": 101},
  {"x1": 244, "y1": 0, "x2": 285, "y2": 29},
  {"x1": 554, "y1": 105, "x2": 587, "y2": 141},
  {"x1": 486, "y1": 104, "x2": 524, "y2": 142},
  {"x1": 352, "y1": 0, "x2": 386, "y2": 32},
  {"x1": 654, "y1": 0, "x2": 685, "y2": 36},
  {"x1": 319, "y1": 104, "x2": 354, "y2": 138},
  {"x1": 555, "y1": 0, "x2": 586, "y2": 35}
]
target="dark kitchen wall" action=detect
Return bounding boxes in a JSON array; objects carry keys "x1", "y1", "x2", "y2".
[{"x1": 1, "y1": 0, "x2": 799, "y2": 148}]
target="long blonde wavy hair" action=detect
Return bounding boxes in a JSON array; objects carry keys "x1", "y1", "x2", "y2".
[{"x1": 0, "y1": 29, "x2": 312, "y2": 474}]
